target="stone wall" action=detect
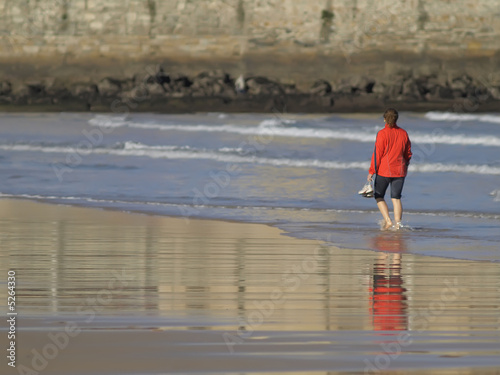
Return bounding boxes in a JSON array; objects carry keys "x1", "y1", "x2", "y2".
[{"x1": 1, "y1": 0, "x2": 500, "y2": 87}]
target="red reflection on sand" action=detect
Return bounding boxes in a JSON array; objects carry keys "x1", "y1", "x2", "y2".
[
  {"x1": 371, "y1": 232, "x2": 408, "y2": 253},
  {"x1": 369, "y1": 233, "x2": 408, "y2": 332}
]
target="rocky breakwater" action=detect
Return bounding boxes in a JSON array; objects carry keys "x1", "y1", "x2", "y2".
[{"x1": 1, "y1": 68, "x2": 499, "y2": 113}]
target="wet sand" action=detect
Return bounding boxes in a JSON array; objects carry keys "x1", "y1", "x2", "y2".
[{"x1": 1, "y1": 199, "x2": 499, "y2": 374}]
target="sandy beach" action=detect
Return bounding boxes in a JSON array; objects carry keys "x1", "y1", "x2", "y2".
[
  {"x1": 0, "y1": 199, "x2": 499, "y2": 374},
  {"x1": 2, "y1": 1, "x2": 500, "y2": 373}
]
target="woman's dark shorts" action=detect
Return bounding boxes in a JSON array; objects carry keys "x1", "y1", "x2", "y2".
[{"x1": 374, "y1": 176, "x2": 406, "y2": 199}]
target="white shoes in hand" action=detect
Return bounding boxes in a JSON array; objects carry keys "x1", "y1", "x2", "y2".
[{"x1": 358, "y1": 182, "x2": 374, "y2": 198}]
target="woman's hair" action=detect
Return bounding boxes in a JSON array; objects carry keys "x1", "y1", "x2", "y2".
[{"x1": 383, "y1": 108, "x2": 399, "y2": 128}]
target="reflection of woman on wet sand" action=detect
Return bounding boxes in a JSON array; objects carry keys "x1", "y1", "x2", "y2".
[
  {"x1": 372, "y1": 231, "x2": 408, "y2": 254},
  {"x1": 369, "y1": 233, "x2": 408, "y2": 331},
  {"x1": 369, "y1": 252, "x2": 408, "y2": 332}
]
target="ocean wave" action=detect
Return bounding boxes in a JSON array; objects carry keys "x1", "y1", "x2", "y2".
[
  {"x1": 88, "y1": 114, "x2": 129, "y2": 128},
  {"x1": 121, "y1": 142, "x2": 244, "y2": 155},
  {"x1": 2, "y1": 142, "x2": 500, "y2": 175},
  {"x1": 259, "y1": 118, "x2": 297, "y2": 126},
  {"x1": 410, "y1": 163, "x2": 500, "y2": 174},
  {"x1": 409, "y1": 133, "x2": 500, "y2": 147},
  {"x1": 120, "y1": 141, "x2": 192, "y2": 151},
  {"x1": 425, "y1": 112, "x2": 500, "y2": 124},
  {"x1": 89, "y1": 115, "x2": 500, "y2": 147}
]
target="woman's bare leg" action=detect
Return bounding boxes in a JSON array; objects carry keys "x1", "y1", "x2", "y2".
[
  {"x1": 392, "y1": 198, "x2": 403, "y2": 227},
  {"x1": 376, "y1": 198, "x2": 393, "y2": 230}
]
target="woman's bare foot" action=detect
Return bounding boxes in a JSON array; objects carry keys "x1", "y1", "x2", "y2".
[{"x1": 380, "y1": 219, "x2": 393, "y2": 231}]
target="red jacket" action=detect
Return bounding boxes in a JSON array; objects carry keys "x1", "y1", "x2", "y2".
[{"x1": 369, "y1": 124, "x2": 412, "y2": 177}]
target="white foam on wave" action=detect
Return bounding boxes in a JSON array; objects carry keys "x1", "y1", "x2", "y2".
[
  {"x1": 0, "y1": 192, "x2": 84, "y2": 200},
  {"x1": 259, "y1": 118, "x2": 297, "y2": 126},
  {"x1": 410, "y1": 132, "x2": 500, "y2": 147},
  {"x1": 120, "y1": 144, "x2": 371, "y2": 170},
  {"x1": 425, "y1": 111, "x2": 500, "y2": 124},
  {"x1": 89, "y1": 115, "x2": 500, "y2": 147},
  {"x1": 2, "y1": 142, "x2": 500, "y2": 175},
  {"x1": 411, "y1": 162, "x2": 500, "y2": 175},
  {"x1": 88, "y1": 114, "x2": 128, "y2": 128},
  {"x1": 89, "y1": 115, "x2": 379, "y2": 141},
  {"x1": 0, "y1": 144, "x2": 82, "y2": 154},
  {"x1": 122, "y1": 142, "x2": 244, "y2": 154},
  {"x1": 121, "y1": 141, "x2": 191, "y2": 151}
]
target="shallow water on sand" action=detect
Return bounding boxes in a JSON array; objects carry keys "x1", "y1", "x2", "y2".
[
  {"x1": 0, "y1": 112, "x2": 499, "y2": 262},
  {"x1": 1, "y1": 200, "x2": 499, "y2": 374}
]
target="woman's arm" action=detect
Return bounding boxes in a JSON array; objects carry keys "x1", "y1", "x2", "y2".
[{"x1": 404, "y1": 136, "x2": 412, "y2": 164}]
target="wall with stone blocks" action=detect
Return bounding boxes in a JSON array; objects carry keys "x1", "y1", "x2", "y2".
[{"x1": 0, "y1": 0, "x2": 499, "y2": 86}]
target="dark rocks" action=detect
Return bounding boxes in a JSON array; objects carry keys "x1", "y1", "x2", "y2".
[
  {"x1": 246, "y1": 76, "x2": 284, "y2": 96},
  {"x1": 426, "y1": 85, "x2": 454, "y2": 101},
  {"x1": 371, "y1": 82, "x2": 386, "y2": 96},
  {"x1": 26, "y1": 82, "x2": 45, "y2": 96},
  {"x1": 282, "y1": 83, "x2": 297, "y2": 95},
  {"x1": 70, "y1": 83, "x2": 98, "y2": 99},
  {"x1": 310, "y1": 80, "x2": 332, "y2": 96},
  {"x1": 147, "y1": 83, "x2": 166, "y2": 96},
  {"x1": 350, "y1": 76, "x2": 376, "y2": 94},
  {"x1": 145, "y1": 66, "x2": 171, "y2": 86},
  {"x1": 489, "y1": 87, "x2": 500, "y2": 100},
  {"x1": 450, "y1": 74, "x2": 473, "y2": 91},
  {"x1": 191, "y1": 70, "x2": 233, "y2": 97},
  {"x1": 334, "y1": 76, "x2": 375, "y2": 95},
  {"x1": 97, "y1": 78, "x2": 123, "y2": 97},
  {"x1": 1, "y1": 68, "x2": 499, "y2": 113},
  {"x1": 367, "y1": 73, "x2": 491, "y2": 102},
  {"x1": 170, "y1": 73, "x2": 192, "y2": 90},
  {"x1": 401, "y1": 79, "x2": 421, "y2": 99},
  {"x1": 120, "y1": 86, "x2": 150, "y2": 101},
  {"x1": 9, "y1": 82, "x2": 45, "y2": 104},
  {"x1": 0, "y1": 81, "x2": 12, "y2": 96}
]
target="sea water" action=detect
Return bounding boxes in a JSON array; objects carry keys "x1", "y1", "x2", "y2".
[{"x1": 0, "y1": 111, "x2": 499, "y2": 262}]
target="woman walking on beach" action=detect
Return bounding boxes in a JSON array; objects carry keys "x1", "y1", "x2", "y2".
[{"x1": 367, "y1": 108, "x2": 412, "y2": 230}]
